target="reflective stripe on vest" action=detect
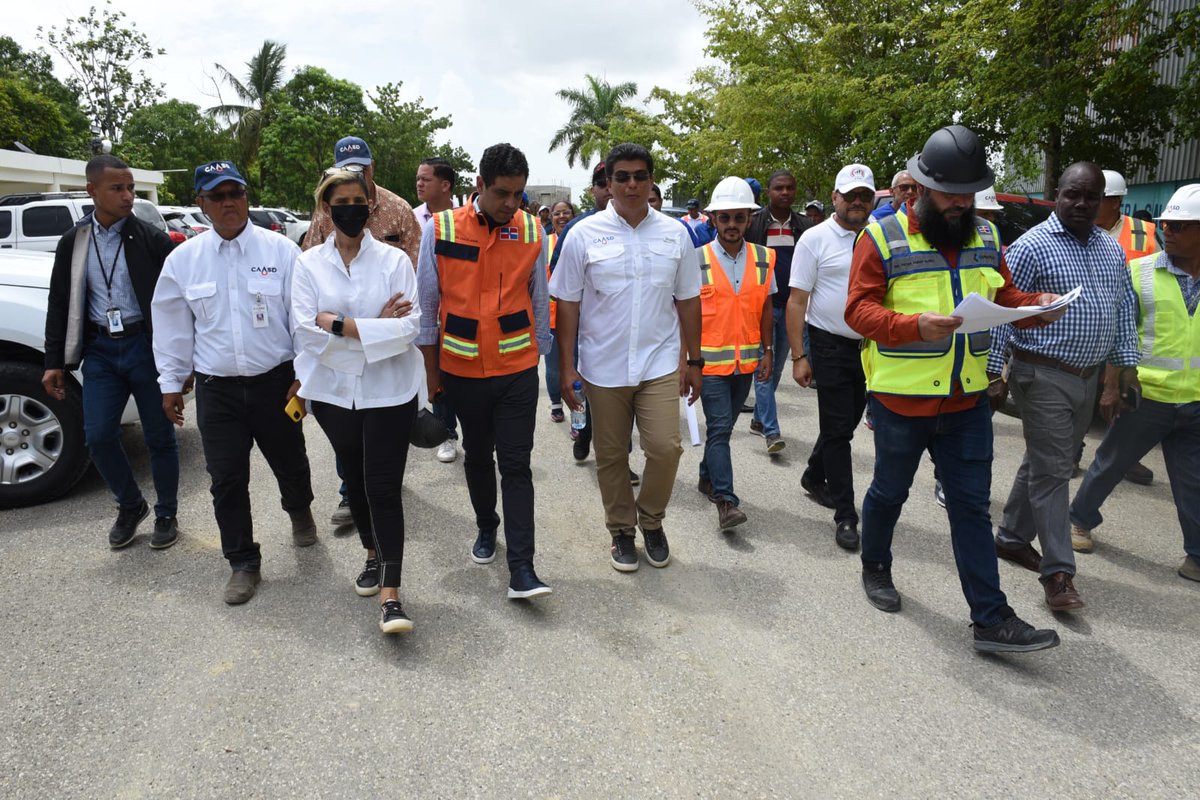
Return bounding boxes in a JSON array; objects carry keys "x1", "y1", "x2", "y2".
[
  {"x1": 1132, "y1": 253, "x2": 1200, "y2": 402},
  {"x1": 443, "y1": 334, "x2": 479, "y2": 359}
]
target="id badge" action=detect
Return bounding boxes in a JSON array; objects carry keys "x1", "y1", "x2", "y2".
[
  {"x1": 106, "y1": 307, "x2": 124, "y2": 334},
  {"x1": 252, "y1": 293, "x2": 269, "y2": 329}
]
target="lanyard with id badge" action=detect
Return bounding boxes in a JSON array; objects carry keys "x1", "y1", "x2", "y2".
[
  {"x1": 252, "y1": 290, "x2": 269, "y2": 328},
  {"x1": 93, "y1": 227, "x2": 127, "y2": 335}
]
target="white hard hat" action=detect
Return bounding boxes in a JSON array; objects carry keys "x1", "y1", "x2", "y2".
[
  {"x1": 706, "y1": 176, "x2": 759, "y2": 212},
  {"x1": 1102, "y1": 169, "x2": 1128, "y2": 197},
  {"x1": 975, "y1": 186, "x2": 1003, "y2": 211},
  {"x1": 1157, "y1": 184, "x2": 1200, "y2": 221}
]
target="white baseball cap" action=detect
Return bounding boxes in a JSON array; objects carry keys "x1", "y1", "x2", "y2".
[{"x1": 835, "y1": 163, "x2": 876, "y2": 194}]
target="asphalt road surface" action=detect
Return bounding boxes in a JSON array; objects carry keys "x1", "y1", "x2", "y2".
[{"x1": 3, "y1": 373, "x2": 1197, "y2": 799}]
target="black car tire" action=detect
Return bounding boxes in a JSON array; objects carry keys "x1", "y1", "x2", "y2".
[{"x1": 0, "y1": 361, "x2": 90, "y2": 509}]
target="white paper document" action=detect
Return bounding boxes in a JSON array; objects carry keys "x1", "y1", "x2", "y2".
[
  {"x1": 684, "y1": 399, "x2": 702, "y2": 447},
  {"x1": 950, "y1": 285, "x2": 1082, "y2": 334}
]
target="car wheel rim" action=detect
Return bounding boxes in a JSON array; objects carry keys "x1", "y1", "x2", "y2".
[{"x1": 0, "y1": 394, "x2": 64, "y2": 485}]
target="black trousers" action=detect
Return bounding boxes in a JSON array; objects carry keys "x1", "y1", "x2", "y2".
[
  {"x1": 443, "y1": 366, "x2": 538, "y2": 571},
  {"x1": 194, "y1": 363, "x2": 313, "y2": 569},
  {"x1": 312, "y1": 398, "x2": 416, "y2": 588},
  {"x1": 805, "y1": 325, "x2": 867, "y2": 525}
]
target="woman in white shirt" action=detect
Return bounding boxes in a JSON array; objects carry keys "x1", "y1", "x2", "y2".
[{"x1": 292, "y1": 169, "x2": 424, "y2": 634}]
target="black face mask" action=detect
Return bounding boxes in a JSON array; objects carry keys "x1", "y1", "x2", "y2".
[{"x1": 330, "y1": 204, "x2": 370, "y2": 238}]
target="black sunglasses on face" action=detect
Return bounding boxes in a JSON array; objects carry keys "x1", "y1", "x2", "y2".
[
  {"x1": 202, "y1": 187, "x2": 247, "y2": 203},
  {"x1": 1162, "y1": 220, "x2": 1199, "y2": 233},
  {"x1": 612, "y1": 170, "x2": 652, "y2": 184},
  {"x1": 715, "y1": 212, "x2": 749, "y2": 224}
]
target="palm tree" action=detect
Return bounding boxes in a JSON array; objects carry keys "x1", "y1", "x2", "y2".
[
  {"x1": 206, "y1": 40, "x2": 287, "y2": 174},
  {"x1": 549, "y1": 74, "x2": 638, "y2": 168}
]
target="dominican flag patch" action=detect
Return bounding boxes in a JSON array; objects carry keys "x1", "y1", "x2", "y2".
[{"x1": 498, "y1": 226, "x2": 520, "y2": 240}]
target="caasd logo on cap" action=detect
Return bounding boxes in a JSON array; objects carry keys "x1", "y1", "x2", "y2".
[
  {"x1": 204, "y1": 161, "x2": 233, "y2": 173},
  {"x1": 339, "y1": 143, "x2": 362, "y2": 153}
]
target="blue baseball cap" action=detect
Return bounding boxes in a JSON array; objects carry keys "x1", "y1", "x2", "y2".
[
  {"x1": 745, "y1": 177, "x2": 762, "y2": 199},
  {"x1": 334, "y1": 136, "x2": 372, "y2": 167},
  {"x1": 194, "y1": 161, "x2": 247, "y2": 192}
]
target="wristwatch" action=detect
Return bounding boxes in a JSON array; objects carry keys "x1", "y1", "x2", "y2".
[
  {"x1": 762, "y1": 345, "x2": 773, "y2": 354},
  {"x1": 331, "y1": 313, "x2": 345, "y2": 337},
  {"x1": 686, "y1": 358, "x2": 705, "y2": 368}
]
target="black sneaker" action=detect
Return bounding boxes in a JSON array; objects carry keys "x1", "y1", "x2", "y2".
[
  {"x1": 642, "y1": 527, "x2": 670, "y2": 568},
  {"x1": 108, "y1": 499, "x2": 149, "y2": 549},
  {"x1": 749, "y1": 417, "x2": 764, "y2": 436},
  {"x1": 149, "y1": 516, "x2": 179, "y2": 550},
  {"x1": 800, "y1": 471, "x2": 836, "y2": 510},
  {"x1": 573, "y1": 435, "x2": 591, "y2": 462},
  {"x1": 355, "y1": 557, "x2": 381, "y2": 597},
  {"x1": 472, "y1": 529, "x2": 497, "y2": 564},
  {"x1": 611, "y1": 532, "x2": 639, "y2": 572},
  {"x1": 330, "y1": 497, "x2": 353, "y2": 526},
  {"x1": 835, "y1": 521, "x2": 860, "y2": 551},
  {"x1": 508, "y1": 565, "x2": 552, "y2": 599},
  {"x1": 379, "y1": 599, "x2": 413, "y2": 634},
  {"x1": 629, "y1": 469, "x2": 641, "y2": 487},
  {"x1": 862, "y1": 562, "x2": 901, "y2": 612},
  {"x1": 973, "y1": 614, "x2": 1060, "y2": 653}
]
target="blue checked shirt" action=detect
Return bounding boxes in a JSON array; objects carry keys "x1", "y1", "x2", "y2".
[
  {"x1": 1162, "y1": 253, "x2": 1200, "y2": 316},
  {"x1": 988, "y1": 213, "x2": 1138, "y2": 374}
]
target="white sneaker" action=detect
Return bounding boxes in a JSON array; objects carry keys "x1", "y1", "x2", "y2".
[{"x1": 436, "y1": 438, "x2": 458, "y2": 463}]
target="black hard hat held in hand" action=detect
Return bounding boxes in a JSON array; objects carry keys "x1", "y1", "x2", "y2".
[{"x1": 907, "y1": 125, "x2": 995, "y2": 194}]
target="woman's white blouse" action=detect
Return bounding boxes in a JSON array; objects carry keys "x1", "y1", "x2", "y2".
[{"x1": 292, "y1": 231, "x2": 423, "y2": 409}]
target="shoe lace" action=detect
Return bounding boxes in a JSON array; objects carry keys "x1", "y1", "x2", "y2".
[
  {"x1": 613, "y1": 535, "x2": 635, "y2": 557},
  {"x1": 381, "y1": 598, "x2": 403, "y2": 616},
  {"x1": 360, "y1": 557, "x2": 379, "y2": 576}
]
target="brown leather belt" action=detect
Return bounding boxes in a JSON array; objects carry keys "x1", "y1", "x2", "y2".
[{"x1": 1012, "y1": 349, "x2": 1099, "y2": 379}]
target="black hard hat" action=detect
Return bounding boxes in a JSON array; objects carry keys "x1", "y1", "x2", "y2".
[
  {"x1": 410, "y1": 407, "x2": 450, "y2": 449},
  {"x1": 906, "y1": 125, "x2": 995, "y2": 194}
]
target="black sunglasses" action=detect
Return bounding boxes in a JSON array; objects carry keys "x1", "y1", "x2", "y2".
[
  {"x1": 202, "y1": 187, "x2": 247, "y2": 203},
  {"x1": 1161, "y1": 220, "x2": 1199, "y2": 234},
  {"x1": 612, "y1": 170, "x2": 652, "y2": 184}
]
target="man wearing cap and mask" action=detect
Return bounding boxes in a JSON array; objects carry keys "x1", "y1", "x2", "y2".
[
  {"x1": 988, "y1": 161, "x2": 1139, "y2": 613},
  {"x1": 303, "y1": 136, "x2": 421, "y2": 267},
  {"x1": 788, "y1": 163, "x2": 876, "y2": 551},
  {"x1": 846, "y1": 125, "x2": 1067, "y2": 653},
  {"x1": 694, "y1": 177, "x2": 776, "y2": 531},
  {"x1": 1068, "y1": 184, "x2": 1200, "y2": 582},
  {"x1": 153, "y1": 160, "x2": 316, "y2": 605}
]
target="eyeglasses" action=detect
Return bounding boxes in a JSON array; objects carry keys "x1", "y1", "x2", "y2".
[
  {"x1": 840, "y1": 189, "x2": 875, "y2": 203},
  {"x1": 611, "y1": 170, "x2": 652, "y2": 184},
  {"x1": 201, "y1": 187, "x2": 247, "y2": 203},
  {"x1": 715, "y1": 212, "x2": 749, "y2": 224},
  {"x1": 893, "y1": 183, "x2": 918, "y2": 193},
  {"x1": 1161, "y1": 220, "x2": 1199, "y2": 233}
]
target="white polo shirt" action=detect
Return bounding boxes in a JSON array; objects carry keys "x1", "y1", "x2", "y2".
[
  {"x1": 789, "y1": 216, "x2": 861, "y2": 341},
  {"x1": 550, "y1": 204, "x2": 700, "y2": 388},
  {"x1": 153, "y1": 222, "x2": 300, "y2": 393},
  {"x1": 291, "y1": 231, "x2": 423, "y2": 409}
]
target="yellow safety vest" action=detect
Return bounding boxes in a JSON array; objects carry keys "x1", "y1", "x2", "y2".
[
  {"x1": 861, "y1": 213, "x2": 1006, "y2": 397},
  {"x1": 1131, "y1": 253, "x2": 1200, "y2": 403}
]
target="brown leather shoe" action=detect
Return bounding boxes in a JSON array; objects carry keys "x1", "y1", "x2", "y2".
[
  {"x1": 1042, "y1": 571, "x2": 1085, "y2": 611},
  {"x1": 717, "y1": 500, "x2": 747, "y2": 530},
  {"x1": 995, "y1": 539, "x2": 1042, "y2": 572}
]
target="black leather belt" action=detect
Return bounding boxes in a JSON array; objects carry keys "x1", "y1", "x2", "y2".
[
  {"x1": 89, "y1": 320, "x2": 145, "y2": 338},
  {"x1": 1012, "y1": 349, "x2": 1099, "y2": 379},
  {"x1": 195, "y1": 361, "x2": 294, "y2": 385}
]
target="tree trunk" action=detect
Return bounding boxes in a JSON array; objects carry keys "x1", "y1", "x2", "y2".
[{"x1": 1043, "y1": 122, "x2": 1062, "y2": 200}]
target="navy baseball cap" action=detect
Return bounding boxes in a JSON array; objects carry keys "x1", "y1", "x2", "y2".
[
  {"x1": 194, "y1": 161, "x2": 247, "y2": 192},
  {"x1": 334, "y1": 136, "x2": 372, "y2": 167},
  {"x1": 686, "y1": 198, "x2": 700, "y2": 209}
]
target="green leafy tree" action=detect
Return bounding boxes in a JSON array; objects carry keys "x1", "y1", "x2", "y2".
[
  {"x1": 549, "y1": 74, "x2": 638, "y2": 168},
  {"x1": 0, "y1": 36, "x2": 90, "y2": 156},
  {"x1": 207, "y1": 40, "x2": 288, "y2": 184},
  {"x1": 119, "y1": 100, "x2": 229, "y2": 204},
  {"x1": 258, "y1": 67, "x2": 368, "y2": 210},
  {"x1": 1173, "y1": 6, "x2": 1200, "y2": 141},
  {"x1": 430, "y1": 142, "x2": 476, "y2": 197},
  {"x1": 37, "y1": 1, "x2": 165, "y2": 142},
  {"x1": 365, "y1": 82, "x2": 454, "y2": 204}
]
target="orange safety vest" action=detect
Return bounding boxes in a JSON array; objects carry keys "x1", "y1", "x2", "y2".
[
  {"x1": 434, "y1": 206, "x2": 542, "y2": 378},
  {"x1": 546, "y1": 231, "x2": 558, "y2": 329},
  {"x1": 1116, "y1": 215, "x2": 1159, "y2": 262},
  {"x1": 698, "y1": 241, "x2": 775, "y2": 376}
]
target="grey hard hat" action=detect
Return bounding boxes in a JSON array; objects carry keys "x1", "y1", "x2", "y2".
[{"x1": 906, "y1": 125, "x2": 995, "y2": 194}]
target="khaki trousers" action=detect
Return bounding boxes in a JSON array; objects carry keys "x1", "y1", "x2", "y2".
[{"x1": 584, "y1": 370, "x2": 683, "y2": 535}]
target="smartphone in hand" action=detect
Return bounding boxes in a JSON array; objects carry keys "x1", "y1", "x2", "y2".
[
  {"x1": 284, "y1": 395, "x2": 306, "y2": 422},
  {"x1": 1122, "y1": 384, "x2": 1141, "y2": 411}
]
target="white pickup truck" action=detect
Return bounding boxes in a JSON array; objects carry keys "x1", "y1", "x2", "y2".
[
  {"x1": 0, "y1": 249, "x2": 143, "y2": 507},
  {"x1": 0, "y1": 194, "x2": 167, "y2": 252}
]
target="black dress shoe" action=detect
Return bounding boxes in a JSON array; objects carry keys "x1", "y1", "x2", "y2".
[
  {"x1": 573, "y1": 435, "x2": 590, "y2": 462},
  {"x1": 800, "y1": 471, "x2": 835, "y2": 509},
  {"x1": 1124, "y1": 461, "x2": 1154, "y2": 486},
  {"x1": 862, "y1": 562, "x2": 901, "y2": 612},
  {"x1": 109, "y1": 500, "x2": 149, "y2": 549},
  {"x1": 835, "y1": 521, "x2": 860, "y2": 551},
  {"x1": 995, "y1": 538, "x2": 1042, "y2": 572}
]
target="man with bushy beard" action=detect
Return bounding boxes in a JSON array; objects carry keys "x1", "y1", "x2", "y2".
[{"x1": 845, "y1": 125, "x2": 1068, "y2": 654}]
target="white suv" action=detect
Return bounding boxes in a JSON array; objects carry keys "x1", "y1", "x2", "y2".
[{"x1": 0, "y1": 193, "x2": 168, "y2": 252}]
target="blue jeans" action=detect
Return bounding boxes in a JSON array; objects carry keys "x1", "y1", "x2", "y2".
[
  {"x1": 700, "y1": 373, "x2": 754, "y2": 505},
  {"x1": 545, "y1": 335, "x2": 562, "y2": 407},
  {"x1": 861, "y1": 396, "x2": 1009, "y2": 626},
  {"x1": 1071, "y1": 398, "x2": 1200, "y2": 561},
  {"x1": 80, "y1": 330, "x2": 178, "y2": 517},
  {"x1": 751, "y1": 306, "x2": 790, "y2": 437}
]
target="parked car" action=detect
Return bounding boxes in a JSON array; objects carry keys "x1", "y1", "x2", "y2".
[
  {"x1": 162, "y1": 214, "x2": 194, "y2": 243},
  {"x1": 871, "y1": 190, "x2": 1054, "y2": 246},
  {"x1": 262, "y1": 208, "x2": 303, "y2": 240},
  {"x1": 159, "y1": 206, "x2": 211, "y2": 235},
  {"x1": 288, "y1": 218, "x2": 311, "y2": 246},
  {"x1": 248, "y1": 208, "x2": 286, "y2": 234},
  {"x1": 0, "y1": 192, "x2": 167, "y2": 252}
]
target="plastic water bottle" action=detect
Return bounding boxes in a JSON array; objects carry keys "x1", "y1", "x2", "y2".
[{"x1": 571, "y1": 381, "x2": 587, "y2": 430}]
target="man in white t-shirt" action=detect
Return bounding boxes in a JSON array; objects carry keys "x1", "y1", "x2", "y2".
[
  {"x1": 551, "y1": 143, "x2": 703, "y2": 573},
  {"x1": 787, "y1": 163, "x2": 876, "y2": 551}
]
